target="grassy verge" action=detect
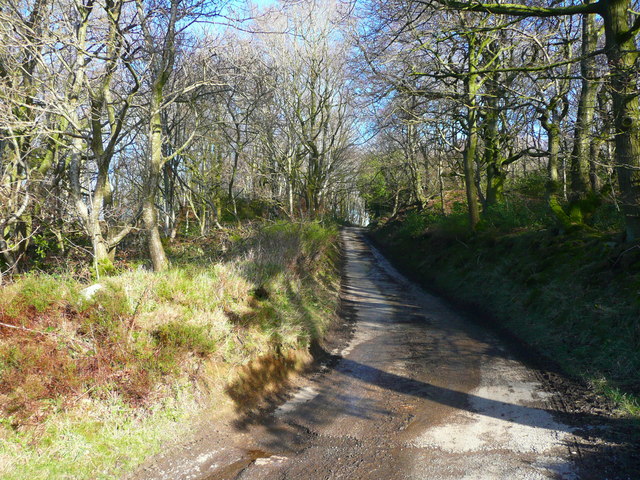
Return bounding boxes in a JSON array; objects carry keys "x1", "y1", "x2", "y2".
[
  {"x1": 371, "y1": 208, "x2": 640, "y2": 417},
  {"x1": 0, "y1": 220, "x2": 341, "y2": 479}
]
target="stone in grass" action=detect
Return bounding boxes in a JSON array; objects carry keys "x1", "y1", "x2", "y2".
[{"x1": 80, "y1": 284, "x2": 105, "y2": 300}]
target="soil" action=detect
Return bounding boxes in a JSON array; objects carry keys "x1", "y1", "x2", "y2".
[{"x1": 130, "y1": 227, "x2": 639, "y2": 480}]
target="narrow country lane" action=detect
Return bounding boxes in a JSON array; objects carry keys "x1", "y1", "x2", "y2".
[{"x1": 135, "y1": 227, "x2": 599, "y2": 480}]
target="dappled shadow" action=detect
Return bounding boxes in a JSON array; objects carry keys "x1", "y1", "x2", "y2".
[
  {"x1": 236, "y1": 343, "x2": 639, "y2": 477},
  {"x1": 225, "y1": 350, "x2": 309, "y2": 411},
  {"x1": 334, "y1": 356, "x2": 629, "y2": 436}
]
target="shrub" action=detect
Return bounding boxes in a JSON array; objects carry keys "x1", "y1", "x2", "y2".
[
  {"x1": 396, "y1": 211, "x2": 429, "y2": 238},
  {"x1": 509, "y1": 171, "x2": 548, "y2": 197},
  {"x1": 590, "y1": 202, "x2": 625, "y2": 231},
  {"x1": 481, "y1": 198, "x2": 553, "y2": 232}
]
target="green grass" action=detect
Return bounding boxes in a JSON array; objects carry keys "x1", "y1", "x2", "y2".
[
  {"x1": 0, "y1": 220, "x2": 341, "y2": 479},
  {"x1": 153, "y1": 322, "x2": 218, "y2": 356},
  {"x1": 0, "y1": 383, "x2": 196, "y2": 480}
]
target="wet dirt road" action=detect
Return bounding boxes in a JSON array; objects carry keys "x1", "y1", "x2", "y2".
[{"x1": 135, "y1": 227, "x2": 589, "y2": 480}]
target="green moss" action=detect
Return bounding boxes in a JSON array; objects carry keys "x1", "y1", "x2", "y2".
[{"x1": 94, "y1": 257, "x2": 116, "y2": 277}]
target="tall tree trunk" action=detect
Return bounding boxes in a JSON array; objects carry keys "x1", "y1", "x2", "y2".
[
  {"x1": 406, "y1": 119, "x2": 427, "y2": 209},
  {"x1": 163, "y1": 160, "x2": 174, "y2": 236},
  {"x1": 65, "y1": 0, "x2": 119, "y2": 275},
  {"x1": 480, "y1": 38, "x2": 509, "y2": 208},
  {"x1": 547, "y1": 124, "x2": 561, "y2": 197},
  {"x1": 306, "y1": 146, "x2": 322, "y2": 217},
  {"x1": 601, "y1": 0, "x2": 640, "y2": 240},
  {"x1": 137, "y1": 0, "x2": 179, "y2": 270},
  {"x1": 229, "y1": 148, "x2": 239, "y2": 218},
  {"x1": 483, "y1": 102, "x2": 505, "y2": 207},
  {"x1": 437, "y1": 156, "x2": 445, "y2": 214},
  {"x1": 543, "y1": 118, "x2": 574, "y2": 229},
  {"x1": 568, "y1": 6, "x2": 600, "y2": 221},
  {"x1": 589, "y1": 141, "x2": 601, "y2": 192},
  {"x1": 463, "y1": 42, "x2": 481, "y2": 228},
  {"x1": 286, "y1": 152, "x2": 295, "y2": 218},
  {"x1": 143, "y1": 87, "x2": 169, "y2": 271}
]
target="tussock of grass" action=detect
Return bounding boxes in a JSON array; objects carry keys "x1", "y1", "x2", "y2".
[{"x1": 0, "y1": 220, "x2": 340, "y2": 479}]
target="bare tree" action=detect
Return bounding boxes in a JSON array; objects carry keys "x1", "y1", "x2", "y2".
[{"x1": 136, "y1": 0, "x2": 223, "y2": 271}]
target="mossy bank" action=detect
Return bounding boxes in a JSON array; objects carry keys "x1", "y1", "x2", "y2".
[
  {"x1": 370, "y1": 213, "x2": 640, "y2": 418},
  {"x1": 0, "y1": 221, "x2": 341, "y2": 480}
]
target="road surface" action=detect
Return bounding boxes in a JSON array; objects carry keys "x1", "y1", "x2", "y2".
[{"x1": 135, "y1": 228, "x2": 606, "y2": 480}]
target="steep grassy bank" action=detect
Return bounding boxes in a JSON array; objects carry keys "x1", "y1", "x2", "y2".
[
  {"x1": 371, "y1": 212, "x2": 640, "y2": 416},
  {"x1": 0, "y1": 221, "x2": 341, "y2": 479}
]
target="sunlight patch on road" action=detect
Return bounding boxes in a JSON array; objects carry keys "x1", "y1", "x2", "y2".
[
  {"x1": 275, "y1": 386, "x2": 320, "y2": 416},
  {"x1": 413, "y1": 359, "x2": 572, "y2": 454}
]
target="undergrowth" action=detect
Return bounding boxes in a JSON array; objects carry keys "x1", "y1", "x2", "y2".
[{"x1": 0, "y1": 220, "x2": 340, "y2": 479}]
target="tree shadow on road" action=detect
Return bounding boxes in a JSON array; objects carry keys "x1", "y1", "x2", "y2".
[{"x1": 228, "y1": 229, "x2": 640, "y2": 479}]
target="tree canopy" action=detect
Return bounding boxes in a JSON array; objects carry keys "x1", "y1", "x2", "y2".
[{"x1": 1, "y1": 0, "x2": 639, "y2": 277}]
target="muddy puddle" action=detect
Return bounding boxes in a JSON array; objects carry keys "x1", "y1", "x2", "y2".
[{"x1": 201, "y1": 449, "x2": 273, "y2": 480}]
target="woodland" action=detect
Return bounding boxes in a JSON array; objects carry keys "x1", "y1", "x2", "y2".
[
  {"x1": 1, "y1": 0, "x2": 639, "y2": 478},
  {"x1": 2, "y1": 0, "x2": 640, "y2": 274}
]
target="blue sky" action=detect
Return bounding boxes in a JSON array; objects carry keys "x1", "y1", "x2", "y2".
[{"x1": 251, "y1": 0, "x2": 278, "y2": 7}]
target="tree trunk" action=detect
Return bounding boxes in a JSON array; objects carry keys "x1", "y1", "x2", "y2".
[
  {"x1": 229, "y1": 126, "x2": 241, "y2": 218},
  {"x1": 287, "y1": 154, "x2": 295, "y2": 218},
  {"x1": 547, "y1": 124, "x2": 561, "y2": 195},
  {"x1": 69, "y1": 148, "x2": 115, "y2": 275},
  {"x1": 589, "y1": 141, "x2": 601, "y2": 192},
  {"x1": 602, "y1": 0, "x2": 640, "y2": 240},
  {"x1": 407, "y1": 122, "x2": 427, "y2": 209},
  {"x1": 463, "y1": 44, "x2": 481, "y2": 229},
  {"x1": 163, "y1": 160, "x2": 174, "y2": 236},
  {"x1": 306, "y1": 148, "x2": 322, "y2": 217},
  {"x1": 437, "y1": 156, "x2": 445, "y2": 214},
  {"x1": 463, "y1": 124, "x2": 480, "y2": 228},
  {"x1": 486, "y1": 162, "x2": 505, "y2": 206},
  {"x1": 544, "y1": 120, "x2": 574, "y2": 229},
  {"x1": 143, "y1": 88, "x2": 169, "y2": 271},
  {"x1": 69, "y1": 104, "x2": 116, "y2": 274},
  {"x1": 568, "y1": 7, "x2": 599, "y2": 221},
  {"x1": 483, "y1": 102, "x2": 505, "y2": 207}
]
